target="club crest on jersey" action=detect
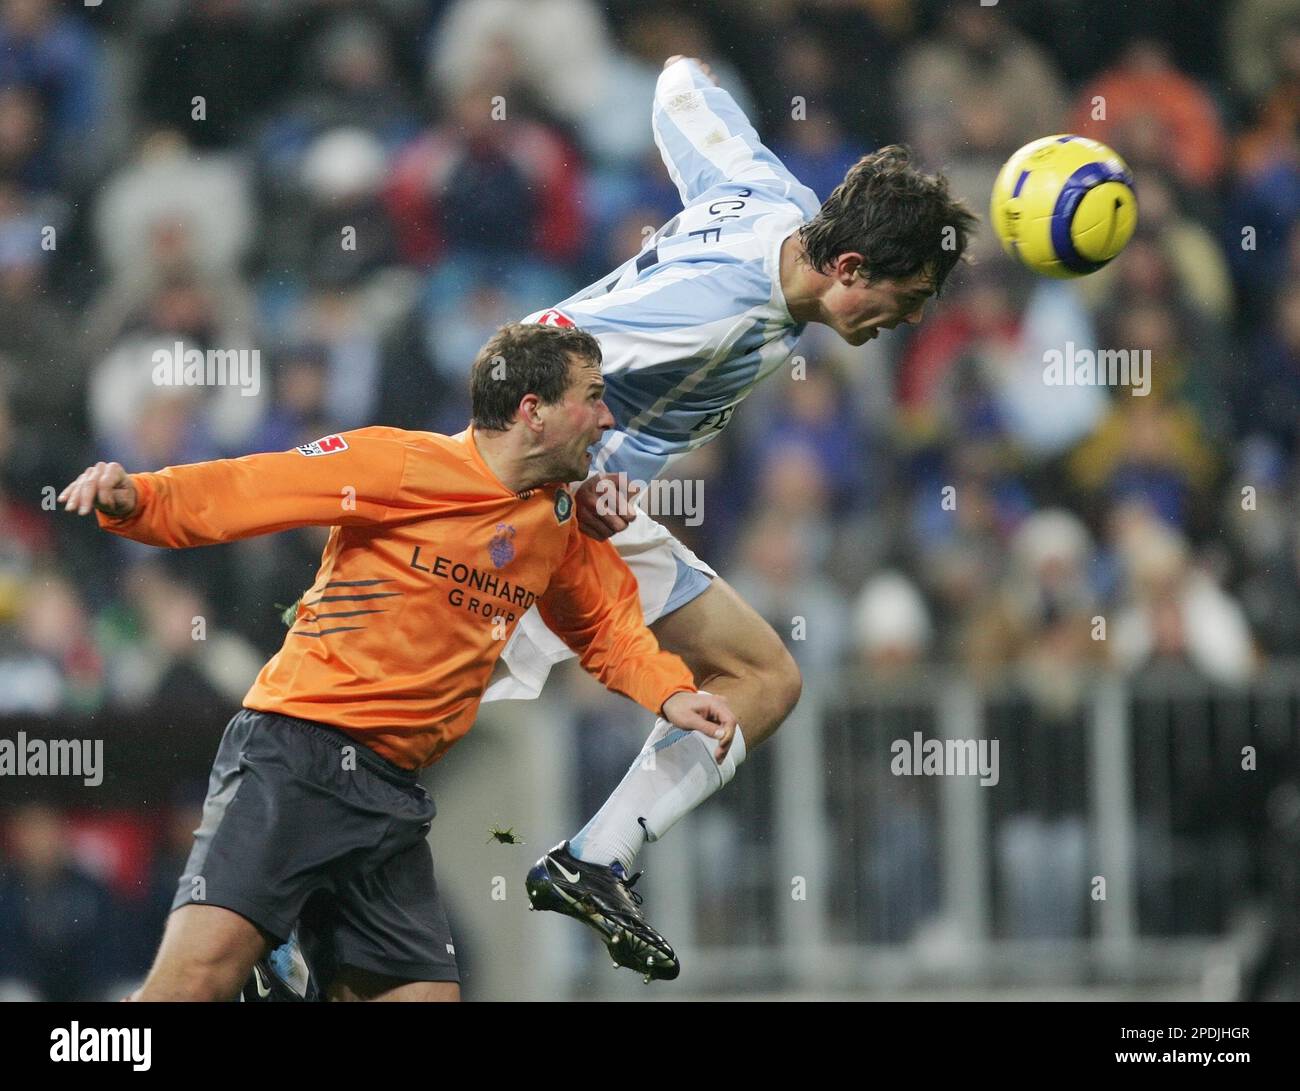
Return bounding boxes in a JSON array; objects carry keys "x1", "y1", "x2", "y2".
[
  {"x1": 488, "y1": 523, "x2": 516, "y2": 568},
  {"x1": 554, "y1": 488, "x2": 573, "y2": 524},
  {"x1": 296, "y1": 434, "x2": 349, "y2": 457},
  {"x1": 534, "y1": 308, "x2": 575, "y2": 328}
]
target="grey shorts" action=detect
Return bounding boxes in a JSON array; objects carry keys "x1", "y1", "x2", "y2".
[{"x1": 173, "y1": 708, "x2": 459, "y2": 984}]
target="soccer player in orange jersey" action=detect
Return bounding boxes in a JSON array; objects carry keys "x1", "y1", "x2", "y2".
[{"x1": 58, "y1": 323, "x2": 736, "y2": 1001}]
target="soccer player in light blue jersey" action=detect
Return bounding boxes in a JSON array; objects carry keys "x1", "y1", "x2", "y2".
[{"x1": 516, "y1": 56, "x2": 978, "y2": 980}]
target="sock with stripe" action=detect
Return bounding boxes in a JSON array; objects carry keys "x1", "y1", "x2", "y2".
[{"x1": 568, "y1": 707, "x2": 746, "y2": 872}]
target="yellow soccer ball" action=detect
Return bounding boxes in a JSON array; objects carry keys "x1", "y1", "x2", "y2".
[{"x1": 990, "y1": 135, "x2": 1138, "y2": 278}]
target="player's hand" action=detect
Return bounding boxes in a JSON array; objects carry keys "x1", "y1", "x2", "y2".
[
  {"x1": 661, "y1": 690, "x2": 738, "y2": 763},
  {"x1": 664, "y1": 55, "x2": 719, "y2": 86},
  {"x1": 58, "y1": 461, "x2": 137, "y2": 518},
  {"x1": 576, "y1": 472, "x2": 641, "y2": 541}
]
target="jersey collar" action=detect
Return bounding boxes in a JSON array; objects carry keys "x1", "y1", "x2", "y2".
[{"x1": 459, "y1": 425, "x2": 514, "y2": 495}]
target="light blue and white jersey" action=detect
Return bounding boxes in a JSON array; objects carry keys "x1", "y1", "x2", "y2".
[{"x1": 525, "y1": 58, "x2": 822, "y2": 484}]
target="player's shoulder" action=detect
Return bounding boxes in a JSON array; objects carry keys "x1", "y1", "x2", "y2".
[
  {"x1": 326, "y1": 425, "x2": 467, "y2": 465},
  {"x1": 357, "y1": 426, "x2": 503, "y2": 493},
  {"x1": 324, "y1": 425, "x2": 432, "y2": 449},
  {"x1": 582, "y1": 253, "x2": 775, "y2": 328},
  {"x1": 688, "y1": 175, "x2": 821, "y2": 224}
]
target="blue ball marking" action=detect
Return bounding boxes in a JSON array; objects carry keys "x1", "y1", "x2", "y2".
[{"x1": 1049, "y1": 160, "x2": 1135, "y2": 274}]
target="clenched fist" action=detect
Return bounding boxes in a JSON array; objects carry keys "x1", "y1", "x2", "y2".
[
  {"x1": 661, "y1": 690, "x2": 738, "y2": 762},
  {"x1": 664, "y1": 55, "x2": 720, "y2": 86},
  {"x1": 58, "y1": 461, "x2": 137, "y2": 518},
  {"x1": 575, "y1": 472, "x2": 642, "y2": 541}
]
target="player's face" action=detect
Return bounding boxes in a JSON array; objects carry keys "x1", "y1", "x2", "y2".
[
  {"x1": 546, "y1": 356, "x2": 614, "y2": 479},
  {"x1": 825, "y1": 267, "x2": 936, "y2": 346}
]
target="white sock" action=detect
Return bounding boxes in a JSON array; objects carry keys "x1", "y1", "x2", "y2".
[{"x1": 569, "y1": 712, "x2": 746, "y2": 872}]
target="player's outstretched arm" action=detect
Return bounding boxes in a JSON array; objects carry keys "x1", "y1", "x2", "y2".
[
  {"x1": 539, "y1": 530, "x2": 737, "y2": 760},
  {"x1": 61, "y1": 428, "x2": 411, "y2": 549},
  {"x1": 653, "y1": 55, "x2": 816, "y2": 209}
]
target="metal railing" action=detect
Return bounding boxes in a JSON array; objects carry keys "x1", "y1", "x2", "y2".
[{"x1": 549, "y1": 664, "x2": 1300, "y2": 998}]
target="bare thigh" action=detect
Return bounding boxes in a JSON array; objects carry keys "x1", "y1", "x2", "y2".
[
  {"x1": 651, "y1": 577, "x2": 802, "y2": 746},
  {"x1": 132, "y1": 904, "x2": 271, "y2": 1001}
]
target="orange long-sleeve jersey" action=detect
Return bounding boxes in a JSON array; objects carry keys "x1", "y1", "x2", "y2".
[{"x1": 96, "y1": 426, "x2": 696, "y2": 769}]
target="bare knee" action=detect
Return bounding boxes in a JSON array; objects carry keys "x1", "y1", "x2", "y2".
[
  {"x1": 767, "y1": 642, "x2": 803, "y2": 723},
  {"x1": 134, "y1": 962, "x2": 242, "y2": 1002},
  {"x1": 727, "y1": 630, "x2": 802, "y2": 744},
  {"x1": 652, "y1": 579, "x2": 802, "y2": 741}
]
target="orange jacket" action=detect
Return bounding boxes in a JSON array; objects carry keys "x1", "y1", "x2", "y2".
[{"x1": 97, "y1": 426, "x2": 696, "y2": 768}]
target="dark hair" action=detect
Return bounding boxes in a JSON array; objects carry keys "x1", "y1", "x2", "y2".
[
  {"x1": 797, "y1": 145, "x2": 978, "y2": 293},
  {"x1": 470, "y1": 322, "x2": 603, "y2": 431}
]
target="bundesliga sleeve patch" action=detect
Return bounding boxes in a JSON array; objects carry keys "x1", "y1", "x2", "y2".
[{"x1": 297, "y1": 434, "x2": 349, "y2": 457}]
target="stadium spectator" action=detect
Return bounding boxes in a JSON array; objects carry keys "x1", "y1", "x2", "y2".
[
  {"x1": 137, "y1": 0, "x2": 279, "y2": 149},
  {"x1": 1067, "y1": 302, "x2": 1220, "y2": 531},
  {"x1": 384, "y1": 82, "x2": 586, "y2": 270},
  {"x1": 1236, "y1": 279, "x2": 1300, "y2": 456},
  {"x1": 1110, "y1": 506, "x2": 1258, "y2": 684},
  {"x1": 0, "y1": 0, "x2": 105, "y2": 183},
  {"x1": 851, "y1": 570, "x2": 932, "y2": 680},
  {"x1": 970, "y1": 509, "x2": 1103, "y2": 715},
  {"x1": 1226, "y1": 435, "x2": 1300, "y2": 655},
  {"x1": 1227, "y1": 0, "x2": 1300, "y2": 108},
  {"x1": 0, "y1": 803, "x2": 118, "y2": 1001},
  {"x1": 0, "y1": 571, "x2": 102, "y2": 713},
  {"x1": 428, "y1": 0, "x2": 613, "y2": 130},
  {"x1": 1078, "y1": 170, "x2": 1235, "y2": 328},
  {"x1": 257, "y1": 12, "x2": 419, "y2": 172},
  {"x1": 1067, "y1": 38, "x2": 1227, "y2": 194},
  {"x1": 746, "y1": 364, "x2": 870, "y2": 514},
  {"x1": 1224, "y1": 48, "x2": 1300, "y2": 322},
  {"x1": 727, "y1": 509, "x2": 848, "y2": 679},
  {"x1": 98, "y1": 562, "x2": 262, "y2": 713},
  {"x1": 898, "y1": 4, "x2": 1067, "y2": 169},
  {"x1": 0, "y1": 184, "x2": 80, "y2": 448},
  {"x1": 91, "y1": 130, "x2": 256, "y2": 288}
]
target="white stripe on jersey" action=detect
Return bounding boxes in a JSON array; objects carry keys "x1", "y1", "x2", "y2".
[{"x1": 524, "y1": 58, "x2": 825, "y2": 483}]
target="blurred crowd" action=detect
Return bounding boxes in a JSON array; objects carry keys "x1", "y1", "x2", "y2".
[{"x1": 2, "y1": 0, "x2": 1300, "y2": 995}]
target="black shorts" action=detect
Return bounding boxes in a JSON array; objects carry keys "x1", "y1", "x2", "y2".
[{"x1": 173, "y1": 707, "x2": 459, "y2": 984}]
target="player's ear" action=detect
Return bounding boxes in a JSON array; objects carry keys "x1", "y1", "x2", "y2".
[
  {"x1": 518, "y1": 393, "x2": 545, "y2": 432},
  {"x1": 833, "y1": 252, "x2": 866, "y2": 285}
]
